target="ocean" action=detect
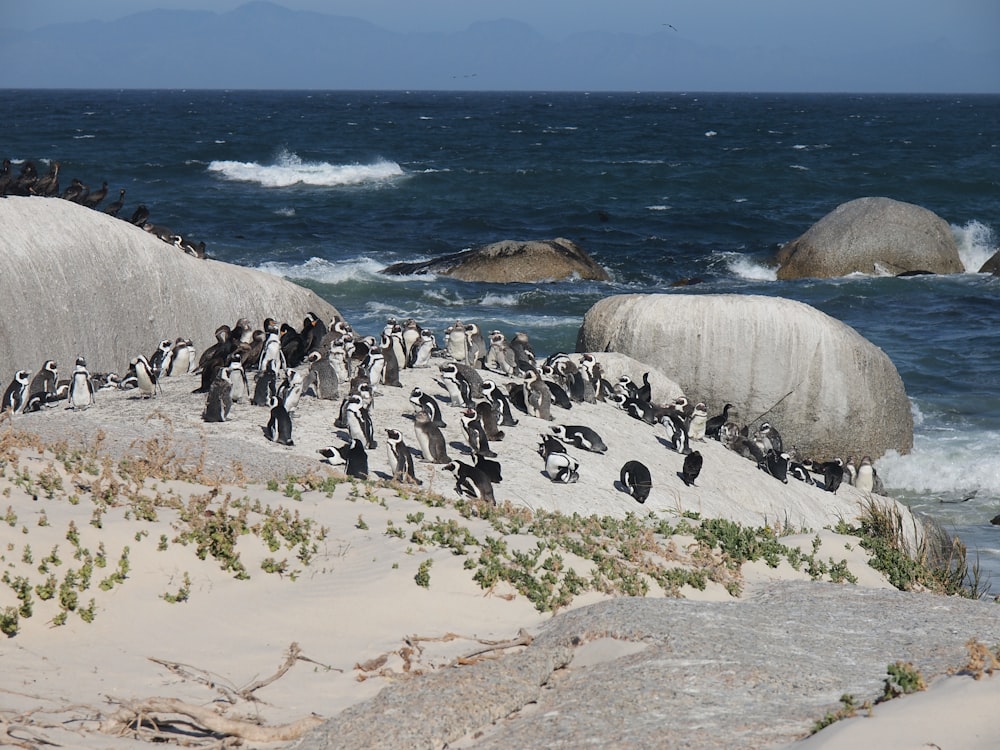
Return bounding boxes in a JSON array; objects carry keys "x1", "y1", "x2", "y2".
[{"x1": 2, "y1": 89, "x2": 999, "y2": 592}]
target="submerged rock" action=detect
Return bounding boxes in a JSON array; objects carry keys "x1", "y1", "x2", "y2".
[
  {"x1": 576, "y1": 293, "x2": 913, "y2": 460},
  {"x1": 776, "y1": 197, "x2": 964, "y2": 279},
  {"x1": 0, "y1": 196, "x2": 342, "y2": 374},
  {"x1": 381, "y1": 238, "x2": 610, "y2": 283}
]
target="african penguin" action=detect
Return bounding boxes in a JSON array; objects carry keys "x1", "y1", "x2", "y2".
[{"x1": 620, "y1": 460, "x2": 652, "y2": 503}]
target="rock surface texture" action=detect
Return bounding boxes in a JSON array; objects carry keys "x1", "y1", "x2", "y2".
[
  {"x1": 776, "y1": 197, "x2": 964, "y2": 279},
  {"x1": 0, "y1": 196, "x2": 342, "y2": 374},
  {"x1": 381, "y1": 238, "x2": 610, "y2": 283},
  {"x1": 293, "y1": 582, "x2": 1000, "y2": 750},
  {"x1": 575, "y1": 293, "x2": 913, "y2": 460}
]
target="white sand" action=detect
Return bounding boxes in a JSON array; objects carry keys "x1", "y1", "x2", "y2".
[{"x1": 0, "y1": 350, "x2": 968, "y2": 748}]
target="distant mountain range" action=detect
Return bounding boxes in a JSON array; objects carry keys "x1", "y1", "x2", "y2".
[{"x1": 0, "y1": 1, "x2": 988, "y2": 92}]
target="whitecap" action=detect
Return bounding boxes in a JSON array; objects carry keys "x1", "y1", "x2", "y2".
[
  {"x1": 480, "y1": 292, "x2": 523, "y2": 307},
  {"x1": 208, "y1": 147, "x2": 404, "y2": 188},
  {"x1": 273, "y1": 207, "x2": 295, "y2": 217},
  {"x1": 704, "y1": 130, "x2": 717, "y2": 137},
  {"x1": 951, "y1": 219, "x2": 996, "y2": 272},
  {"x1": 726, "y1": 255, "x2": 777, "y2": 281},
  {"x1": 645, "y1": 205, "x2": 670, "y2": 211},
  {"x1": 256, "y1": 256, "x2": 385, "y2": 284},
  {"x1": 789, "y1": 164, "x2": 810, "y2": 171}
]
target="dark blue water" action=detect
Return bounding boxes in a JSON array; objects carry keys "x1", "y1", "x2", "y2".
[{"x1": 3, "y1": 89, "x2": 999, "y2": 590}]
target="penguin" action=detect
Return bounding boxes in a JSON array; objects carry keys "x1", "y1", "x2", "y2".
[
  {"x1": 226, "y1": 354, "x2": 250, "y2": 404},
  {"x1": 541, "y1": 370, "x2": 573, "y2": 410},
  {"x1": 544, "y1": 451, "x2": 580, "y2": 484},
  {"x1": 482, "y1": 380, "x2": 519, "y2": 427},
  {"x1": 345, "y1": 399, "x2": 377, "y2": 449},
  {"x1": 620, "y1": 460, "x2": 652, "y2": 503},
  {"x1": 718, "y1": 421, "x2": 741, "y2": 452},
  {"x1": 149, "y1": 339, "x2": 173, "y2": 377},
  {"x1": 550, "y1": 424, "x2": 607, "y2": 454},
  {"x1": 460, "y1": 408, "x2": 496, "y2": 458},
  {"x1": 523, "y1": 368, "x2": 552, "y2": 421},
  {"x1": 2, "y1": 370, "x2": 31, "y2": 414},
  {"x1": 635, "y1": 372, "x2": 652, "y2": 404},
  {"x1": 252, "y1": 366, "x2": 277, "y2": 407},
  {"x1": 819, "y1": 459, "x2": 844, "y2": 493},
  {"x1": 764, "y1": 450, "x2": 789, "y2": 483},
  {"x1": 27, "y1": 359, "x2": 59, "y2": 408},
  {"x1": 758, "y1": 422, "x2": 783, "y2": 454},
  {"x1": 409, "y1": 386, "x2": 446, "y2": 428},
  {"x1": 299, "y1": 312, "x2": 328, "y2": 357},
  {"x1": 131, "y1": 355, "x2": 159, "y2": 398},
  {"x1": 263, "y1": 397, "x2": 294, "y2": 446},
  {"x1": 318, "y1": 438, "x2": 368, "y2": 480},
  {"x1": 67, "y1": 357, "x2": 95, "y2": 410},
  {"x1": 660, "y1": 413, "x2": 690, "y2": 455},
  {"x1": 508, "y1": 332, "x2": 536, "y2": 372},
  {"x1": 278, "y1": 368, "x2": 304, "y2": 413},
  {"x1": 485, "y1": 331, "x2": 516, "y2": 376},
  {"x1": 328, "y1": 342, "x2": 352, "y2": 385},
  {"x1": 203, "y1": 368, "x2": 233, "y2": 422},
  {"x1": 445, "y1": 320, "x2": 469, "y2": 364},
  {"x1": 302, "y1": 349, "x2": 339, "y2": 400},
  {"x1": 687, "y1": 402, "x2": 709, "y2": 442},
  {"x1": 258, "y1": 330, "x2": 286, "y2": 373},
  {"x1": 705, "y1": 403, "x2": 734, "y2": 440},
  {"x1": 386, "y1": 428, "x2": 421, "y2": 485},
  {"x1": 855, "y1": 456, "x2": 883, "y2": 494},
  {"x1": 408, "y1": 329, "x2": 436, "y2": 368},
  {"x1": 844, "y1": 456, "x2": 858, "y2": 487},
  {"x1": 681, "y1": 450, "x2": 703, "y2": 486},
  {"x1": 474, "y1": 453, "x2": 503, "y2": 484},
  {"x1": 438, "y1": 363, "x2": 473, "y2": 408},
  {"x1": 400, "y1": 318, "x2": 422, "y2": 364},
  {"x1": 788, "y1": 461, "x2": 814, "y2": 485},
  {"x1": 384, "y1": 324, "x2": 406, "y2": 374},
  {"x1": 442, "y1": 460, "x2": 495, "y2": 505},
  {"x1": 166, "y1": 338, "x2": 196, "y2": 376},
  {"x1": 474, "y1": 399, "x2": 505, "y2": 441},
  {"x1": 413, "y1": 411, "x2": 450, "y2": 464},
  {"x1": 379, "y1": 333, "x2": 402, "y2": 388},
  {"x1": 537, "y1": 433, "x2": 568, "y2": 459},
  {"x1": 616, "y1": 375, "x2": 639, "y2": 400},
  {"x1": 363, "y1": 347, "x2": 385, "y2": 390},
  {"x1": 464, "y1": 322, "x2": 487, "y2": 368}
]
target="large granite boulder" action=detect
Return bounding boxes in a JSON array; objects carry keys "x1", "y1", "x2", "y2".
[
  {"x1": 776, "y1": 197, "x2": 964, "y2": 279},
  {"x1": 382, "y1": 238, "x2": 610, "y2": 283},
  {"x1": 979, "y1": 250, "x2": 1000, "y2": 275},
  {"x1": 0, "y1": 196, "x2": 342, "y2": 374},
  {"x1": 576, "y1": 293, "x2": 913, "y2": 460}
]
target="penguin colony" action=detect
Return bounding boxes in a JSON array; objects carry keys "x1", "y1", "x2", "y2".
[
  {"x1": 0, "y1": 157, "x2": 208, "y2": 259},
  {"x1": 0, "y1": 313, "x2": 885, "y2": 506}
]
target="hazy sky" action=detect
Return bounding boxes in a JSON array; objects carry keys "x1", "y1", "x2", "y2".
[{"x1": 2, "y1": 0, "x2": 997, "y2": 92}]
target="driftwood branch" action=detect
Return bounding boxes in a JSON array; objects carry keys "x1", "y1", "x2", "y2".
[{"x1": 100, "y1": 698, "x2": 323, "y2": 743}]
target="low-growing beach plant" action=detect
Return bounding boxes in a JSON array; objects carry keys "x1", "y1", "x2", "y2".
[
  {"x1": 414, "y1": 558, "x2": 433, "y2": 588},
  {"x1": 161, "y1": 572, "x2": 192, "y2": 603},
  {"x1": 810, "y1": 694, "x2": 865, "y2": 734},
  {"x1": 878, "y1": 661, "x2": 926, "y2": 702}
]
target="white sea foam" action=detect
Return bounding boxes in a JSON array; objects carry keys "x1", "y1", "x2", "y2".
[
  {"x1": 208, "y1": 148, "x2": 404, "y2": 188},
  {"x1": 256, "y1": 256, "x2": 385, "y2": 284},
  {"x1": 480, "y1": 292, "x2": 523, "y2": 307},
  {"x1": 952, "y1": 219, "x2": 996, "y2": 272},
  {"x1": 879, "y1": 429, "x2": 1000, "y2": 501},
  {"x1": 646, "y1": 205, "x2": 670, "y2": 211},
  {"x1": 273, "y1": 207, "x2": 295, "y2": 217},
  {"x1": 724, "y1": 254, "x2": 778, "y2": 281}
]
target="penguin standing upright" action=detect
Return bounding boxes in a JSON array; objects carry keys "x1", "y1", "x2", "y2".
[
  {"x1": 263, "y1": 397, "x2": 294, "y2": 445},
  {"x1": 68, "y1": 357, "x2": 95, "y2": 410},
  {"x1": 482, "y1": 380, "x2": 519, "y2": 427},
  {"x1": 203, "y1": 368, "x2": 233, "y2": 423},
  {"x1": 302, "y1": 349, "x2": 339, "y2": 400},
  {"x1": 26, "y1": 360, "x2": 59, "y2": 411},
  {"x1": 346, "y1": 399, "x2": 377, "y2": 449},
  {"x1": 523, "y1": 369, "x2": 552, "y2": 421},
  {"x1": 167, "y1": 338, "x2": 196, "y2": 376},
  {"x1": 681, "y1": 451, "x2": 703, "y2": 486},
  {"x1": 413, "y1": 411, "x2": 450, "y2": 463},
  {"x1": 226, "y1": 354, "x2": 250, "y2": 404},
  {"x1": 2, "y1": 370, "x2": 31, "y2": 414},
  {"x1": 131, "y1": 355, "x2": 159, "y2": 398},
  {"x1": 149, "y1": 340, "x2": 173, "y2": 378},
  {"x1": 687, "y1": 402, "x2": 709, "y2": 442},
  {"x1": 386, "y1": 428, "x2": 421, "y2": 485},
  {"x1": 460, "y1": 408, "x2": 496, "y2": 458}
]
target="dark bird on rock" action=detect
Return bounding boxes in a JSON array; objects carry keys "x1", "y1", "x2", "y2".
[
  {"x1": 705, "y1": 403, "x2": 733, "y2": 440},
  {"x1": 81, "y1": 181, "x2": 108, "y2": 209},
  {"x1": 103, "y1": 188, "x2": 126, "y2": 216}
]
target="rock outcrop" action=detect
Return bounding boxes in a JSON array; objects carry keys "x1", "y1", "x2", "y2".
[
  {"x1": 776, "y1": 197, "x2": 964, "y2": 279},
  {"x1": 979, "y1": 250, "x2": 1000, "y2": 275},
  {"x1": 0, "y1": 196, "x2": 342, "y2": 374},
  {"x1": 576, "y1": 293, "x2": 913, "y2": 460},
  {"x1": 381, "y1": 238, "x2": 610, "y2": 283}
]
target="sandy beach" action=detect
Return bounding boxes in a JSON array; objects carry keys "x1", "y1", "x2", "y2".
[{"x1": 1, "y1": 350, "x2": 997, "y2": 749}]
